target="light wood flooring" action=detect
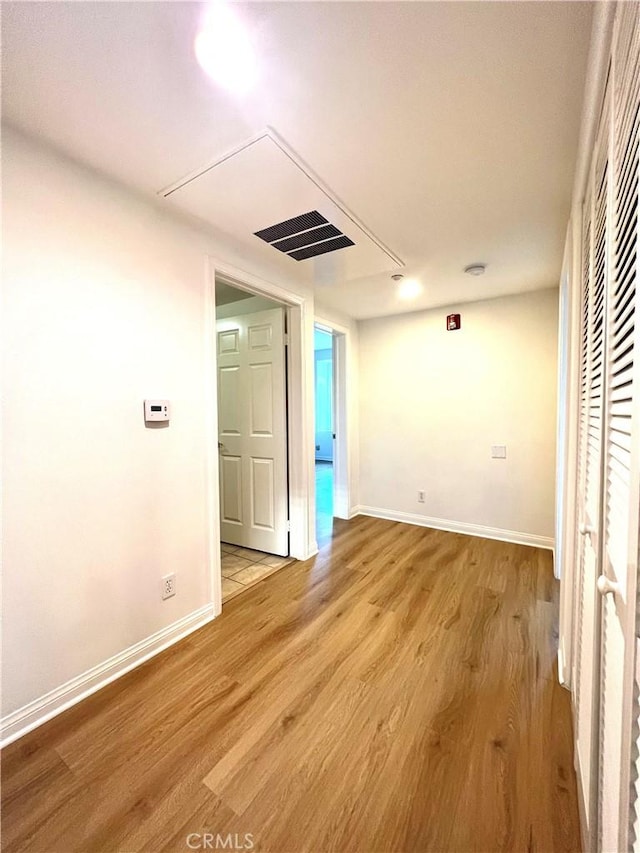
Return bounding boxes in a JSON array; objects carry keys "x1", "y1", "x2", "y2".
[{"x1": 2, "y1": 516, "x2": 581, "y2": 852}]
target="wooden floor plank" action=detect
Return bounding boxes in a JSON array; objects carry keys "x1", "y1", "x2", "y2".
[{"x1": 1, "y1": 519, "x2": 581, "y2": 852}]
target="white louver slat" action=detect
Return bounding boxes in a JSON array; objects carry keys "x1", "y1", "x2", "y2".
[
  {"x1": 576, "y1": 75, "x2": 611, "y2": 844},
  {"x1": 574, "y1": 190, "x2": 592, "y2": 732},
  {"x1": 574, "y1": 126, "x2": 602, "y2": 839},
  {"x1": 605, "y1": 11, "x2": 638, "y2": 601},
  {"x1": 587, "y1": 112, "x2": 608, "y2": 527},
  {"x1": 600, "y1": 3, "x2": 640, "y2": 851}
]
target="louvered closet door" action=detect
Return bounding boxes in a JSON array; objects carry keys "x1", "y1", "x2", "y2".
[
  {"x1": 572, "y1": 199, "x2": 593, "y2": 760},
  {"x1": 574, "y1": 105, "x2": 607, "y2": 843},
  {"x1": 601, "y1": 4, "x2": 640, "y2": 851}
]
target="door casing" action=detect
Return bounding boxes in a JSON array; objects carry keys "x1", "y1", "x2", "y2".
[
  {"x1": 205, "y1": 257, "x2": 317, "y2": 615},
  {"x1": 314, "y1": 315, "x2": 353, "y2": 520}
]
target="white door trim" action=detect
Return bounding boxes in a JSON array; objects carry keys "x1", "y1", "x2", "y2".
[
  {"x1": 314, "y1": 315, "x2": 352, "y2": 520},
  {"x1": 204, "y1": 272, "x2": 223, "y2": 616},
  {"x1": 207, "y1": 257, "x2": 317, "y2": 565},
  {"x1": 557, "y1": 209, "x2": 584, "y2": 688},
  {"x1": 557, "y1": 1, "x2": 617, "y2": 692}
]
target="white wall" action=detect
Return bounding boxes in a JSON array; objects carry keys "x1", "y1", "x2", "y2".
[
  {"x1": 357, "y1": 288, "x2": 559, "y2": 545},
  {"x1": 1, "y1": 126, "x2": 313, "y2": 732},
  {"x1": 314, "y1": 348, "x2": 333, "y2": 461}
]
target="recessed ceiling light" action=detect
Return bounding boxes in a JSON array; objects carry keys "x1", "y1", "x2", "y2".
[
  {"x1": 464, "y1": 263, "x2": 486, "y2": 276},
  {"x1": 195, "y1": 4, "x2": 257, "y2": 95},
  {"x1": 397, "y1": 278, "x2": 422, "y2": 300}
]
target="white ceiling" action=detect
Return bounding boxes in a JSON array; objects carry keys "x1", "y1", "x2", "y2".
[
  {"x1": 1, "y1": 1, "x2": 593, "y2": 319},
  {"x1": 215, "y1": 280, "x2": 254, "y2": 306},
  {"x1": 163, "y1": 130, "x2": 404, "y2": 286}
]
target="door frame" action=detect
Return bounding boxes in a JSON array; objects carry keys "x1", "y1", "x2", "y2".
[
  {"x1": 206, "y1": 256, "x2": 317, "y2": 614},
  {"x1": 314, "y1": 315, "x2": 352, "y2": 520},
  {"x1": 557, "y1": 210, "x2": 584, "y2": 688},
  {"x1": 556, "y1": 1, "x2": 616, "y2": 690}
]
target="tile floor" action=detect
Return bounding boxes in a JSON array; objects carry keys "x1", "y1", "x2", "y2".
[{"x1": 220, "y1": 543, "x2": 294, "y2": 603}]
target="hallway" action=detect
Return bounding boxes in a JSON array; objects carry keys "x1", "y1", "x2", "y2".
[
  {"x1": 2, "y1": 518, "x2": 580, "y2": 852},
  {"x1": 315, "y1": 460, "x2": 333, "y2": 546}
]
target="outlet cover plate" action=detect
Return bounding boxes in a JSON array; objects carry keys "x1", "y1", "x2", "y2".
[{"x1": 162, "y1": 573, "x2": 176, "y2": 600}]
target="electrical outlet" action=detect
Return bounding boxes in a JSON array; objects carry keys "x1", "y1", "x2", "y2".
[
  {"x1": 161, "y1": 573, "x2": 176, "y2": 600},
  {"x1": 418, "y1": 490, "x2": 425, "y2": 503}
]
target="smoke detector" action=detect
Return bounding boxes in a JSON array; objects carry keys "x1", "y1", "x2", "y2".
[
  {"x1": 464, "y1": 263, "x2": 486, "y2": 276},
  {"x1": 391, "y1": 273, "x2": 404, "y2": 281}
]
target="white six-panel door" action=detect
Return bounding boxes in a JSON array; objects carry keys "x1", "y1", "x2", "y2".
[{"x1": 217, "y1": 308, "x2": 289, "y2": 556}]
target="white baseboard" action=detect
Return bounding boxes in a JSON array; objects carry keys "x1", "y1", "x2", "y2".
[
  {"x1": 348, "y1": 505, "x2": 363, "y2": 519},
  {"x1": 557, "y1": 645, "x2": 570, "y2": 689},
  {"x1": 1, "y1": 603, "x2": 216, "y2": 748},
  {"x1": 353, "y1": 505, "x2": 555, "y2": 550},
  {"x1": 552, "y1": 546, "x2": 559, "y2": 579},
  {"x1": 574, "y1": 736, "x2": 590, "y2": 853},
  {"x1": 298, "y1": 545, "x2": 319, "y2": 561}
]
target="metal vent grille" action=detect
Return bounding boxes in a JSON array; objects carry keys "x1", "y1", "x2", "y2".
[
  {"x1": 254, "y1": 211, "x2": 328, "y2": 244},
  {"x1": 289, "y1": 235, "x2": 354, "y2": 261},
  {"x1": 254, "y1": 210, "x2": 354, "y2": 261},
  {"x1": 272, "y1": 224, "x2": 341, "y2": 254}
]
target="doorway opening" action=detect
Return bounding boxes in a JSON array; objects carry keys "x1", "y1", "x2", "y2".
[
  {"x1": 314, "y1": 326, "x2": 334, "y2": 544},
  {"x1": 312, "y1": 316, "x2": 352, "y2": 546},
  {"x1": 215, "y1": 278, "x2": 294, "y2": 603}
]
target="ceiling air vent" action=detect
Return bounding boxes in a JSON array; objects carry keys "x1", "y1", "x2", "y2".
[
  {"x1": 272, "y1": 224, "x2": 341, "y2": 253},
  {"x1": 288, "y1": 235, "x2": 354, "y2": 260},
  {"x1": 254, "y1": 210, "x2": 354, "y2": 262}
]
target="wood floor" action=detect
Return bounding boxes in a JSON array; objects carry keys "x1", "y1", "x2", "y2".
[{"x1": 1, "y1": 517, "x2": 581, "y2": 853}]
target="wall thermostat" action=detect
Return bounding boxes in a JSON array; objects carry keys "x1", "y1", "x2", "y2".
[{"x1": 144, "y1": 400, "x2": 170, "y2": 422}]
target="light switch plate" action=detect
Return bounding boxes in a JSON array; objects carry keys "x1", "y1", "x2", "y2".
[{"x1": 491, "y1": 445, "x2": 507, "y2": 459}]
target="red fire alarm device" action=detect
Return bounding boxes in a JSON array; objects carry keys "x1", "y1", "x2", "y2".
[{"x1": 447, "y1": 313, "x2": 461, "y2": 331}]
